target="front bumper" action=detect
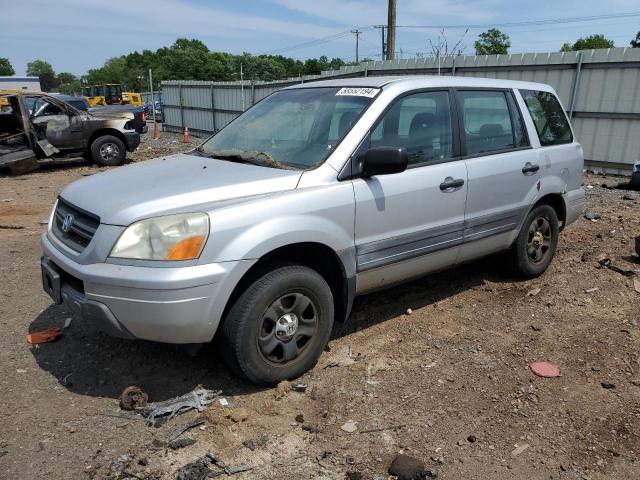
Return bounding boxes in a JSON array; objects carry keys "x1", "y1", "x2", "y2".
[
  {"x1": 123, "y1": 131, "x2": 141, "y2": 151},
  {"x1": 41, "y1": 234, "x2": 255, "y2": 343}
]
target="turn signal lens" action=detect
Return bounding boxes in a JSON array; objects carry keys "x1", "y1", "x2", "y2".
[{"x1": 165, "y1": 235, "x2": 206, "y2": 260}]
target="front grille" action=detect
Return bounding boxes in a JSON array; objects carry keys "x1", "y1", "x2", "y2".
[{"x1": 52, "y1": 198, "x2": 100, "y2": 253}]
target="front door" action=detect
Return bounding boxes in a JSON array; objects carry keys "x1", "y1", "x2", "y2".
[
  {"x1": 353, "y1": 90, "x2": 468, "y2": 293},
  {"x1": 28, "y1": 96, "x2": 83, "y2": 151}
]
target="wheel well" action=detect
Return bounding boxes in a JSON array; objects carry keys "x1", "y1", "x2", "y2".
[
  {"x1": 221, "y1": 243, "x2": 349, "y2": 328},
  {"x1": 88, "y1": 129, "x2": 126, "y2": 150},
  {"x1": 534, "y1": 194, "x2": 566, "y2": 229}
]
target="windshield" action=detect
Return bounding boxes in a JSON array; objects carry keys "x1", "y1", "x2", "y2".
[{"x1": 198, "y1": 87, "x2": 378, "y2": 170}]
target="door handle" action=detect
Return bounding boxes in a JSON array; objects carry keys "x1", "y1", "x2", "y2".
[
  {"x1": 439, "y1": 177, "x2": 465, "y2": 191},
  {"x1": 522, "y1": 162, "x2": 540, "y2": 175}
]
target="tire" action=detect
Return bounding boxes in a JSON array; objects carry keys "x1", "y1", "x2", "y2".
[
  {"x1": 90, "y1": 135, "x2": 126, "y2": 166},
  {"x1": 222, "y1": 264, "x2": 334, "y2": 385},
  {"x1": 508, "y1": 204, "x2": 559, "y2": 278}
]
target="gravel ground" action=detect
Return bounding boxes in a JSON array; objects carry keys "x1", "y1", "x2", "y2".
[{"x1": 1, "y1": 133, "x2": 639, "y2": 480}]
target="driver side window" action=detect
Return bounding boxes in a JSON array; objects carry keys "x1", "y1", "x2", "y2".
[
  {"x1": 369, "y1": 91, "x2": 454, "y2": 166},
  {"x1": 30, "y1": 97, "x2": 64, "y2": 118}
]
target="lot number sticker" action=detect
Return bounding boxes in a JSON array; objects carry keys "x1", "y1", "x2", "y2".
[{"x1": 336, "y1": 87, "x2": 380, "y2": 98}]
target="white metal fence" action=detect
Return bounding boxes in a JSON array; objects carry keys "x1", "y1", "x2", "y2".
[{"x1": 161, "y1": 47, "x2": 640, "y2": 173}]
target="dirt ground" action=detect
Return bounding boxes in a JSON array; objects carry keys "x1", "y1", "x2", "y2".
[{"x1": 1, "y1": 131, "x2": 639, "y2": 480}]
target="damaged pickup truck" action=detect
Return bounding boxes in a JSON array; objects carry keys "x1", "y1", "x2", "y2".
[{"x1": 0, "y1": 92, "x2": 140, "y2": 174}]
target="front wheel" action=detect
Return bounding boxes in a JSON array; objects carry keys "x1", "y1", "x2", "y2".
[
  {"x1": 91, "y1": 135, "x2": 126, "y2": 166},
  {"x1": 508, "y1": 204, "x2": 559, "y2": 278},
  {"x1": 221, "y1": 264, "x2": 334, "y2": 385}
]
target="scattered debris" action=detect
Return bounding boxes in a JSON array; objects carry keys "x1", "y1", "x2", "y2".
[
  {"x1": 511, "y1": 443, "x2": 530, "y2": 457},
  {"x1": 358, "y1": 425, "x2": 404, "y2": 434},
  {"x1": 218, "y1": 397, "x2": 230, "y2": 407},
  {"x1": 584, "y1": 210, "x2": 601, "y2": 220},
  {"x1": 168, "y1": 438, "x2": 196, "y2": 450},
  {"x1": 224, "y1": 464, "x2": 252, "y2": 475},
  {"x1": 110, "y1": 454, "x2": 133, "y2": 472},
  {"x1": 291, "y1": 383, "x2": 307, "y2": 392},
  {"x1": 323, "y1": 361, "x2": 340, "y2": 369},
  {"x1": 634, "y1": 278, "x2": 640, "y2": 294},
  {"x1": 341, "y1": 420, "x2": 358, "y2": 433},
  {"x1": 635, "y1": 236, "x2": 640, "y2": 257},
  {"x1": 120, "y1": 386, "x2": 149, "y2": 411},
  {"x1": 346, "y1": 471, "x2": 364, "y2": 480},
  {"x1": 529, "y1": 361, "x2": 561, "y2": 378},
  {"x1": 167, "y1": 419, "x2": 206, "y2": 443},
  {"x1": 467, "y1": 435, "x2": 477, "y2": 443},
  {"x1": 526, "y1": 287, "x2": 541, "y2": 297},
  {"x1": 274, "y1": 380, "x2": 292, "y2": 400},
  {"x1": 601, "y1": 382, "x2": 616, "y2": 390},
  {"x1": 622, "y1": 193, "x2": 637, "y2": 201},
  {"x1": 530, "y1": 322, "x2": 542, "y2": 332},
  {"x1": 0, "y1": 224, "x2": 25, "y2": 230},
  {"x1": 140, "y1": 387, "x2": 220, "y2": 423},
  {"x1": 585, "y1": 287, "x2": 599, "y2": 293},
  {"x1": 598, "y1": 258, "x2": 636, "y2": 277},
  {"x1": 406, "y1": 308, "x2": 413, "y2": 315},
  {"x1": 295, "y1": 413, "x2": 304, "y2": 423},
  {"x1": 176, "y1": 453, "x2": 251, "y2": 480},
  {"x1": 388, "y1": 454, "x2": 437, "y2": 480},
  {"x1": 26, "y1": 327, "x2": 63, "y2": 345},
  {"x1": 242, "y1": 440, "x2": 255, "y2": 451}
]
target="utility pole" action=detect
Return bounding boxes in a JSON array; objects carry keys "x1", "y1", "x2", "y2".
[
  {"x1": 387, "y1": 0, "x2": 396, "y2": 60},
  {"x1": 375, "y1": 25, "x2": 387, "y2": 60},
  {"x1": 351, "y1": 29, "x2": 361, "y2": 63}
]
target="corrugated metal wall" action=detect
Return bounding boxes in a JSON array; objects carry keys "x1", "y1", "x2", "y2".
[{"x1": 162, "y1": 47, "x2": 640, "y2": 173}]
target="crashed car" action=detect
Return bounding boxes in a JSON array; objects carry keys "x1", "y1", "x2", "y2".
[
  {"x1": 0, "y1": 92, "x2": 140, "y2": 173},
  {"x1": 51, "y1": 94, "x2": 148, "y2": 135}
]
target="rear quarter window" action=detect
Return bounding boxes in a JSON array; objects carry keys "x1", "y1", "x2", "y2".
[{"x1": 520, "y1": 90, "x2": 572, "y2": 146}]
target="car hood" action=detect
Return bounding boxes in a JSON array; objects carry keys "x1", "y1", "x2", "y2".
[
  {"x1": 60, "y1": 153, "x2": 303, "y2": 225},
  {"x1": 86, "y1": 108, "x2": 135, "y2": 120}
]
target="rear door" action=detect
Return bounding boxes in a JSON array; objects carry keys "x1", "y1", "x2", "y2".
[
  {"x1": 353, "y1": 89, "x2": 468, "y2": 292},
  {"x1": 455, "y1": 88, "x2": 536, "y2": 263},
  {"x1": 519, "y1": 89, "x2": 580, "y2": 195}
]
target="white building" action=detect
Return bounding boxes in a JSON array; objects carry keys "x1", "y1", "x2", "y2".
[{"x1": 0, "y1": 76, "x2": 41, "y2": 91}]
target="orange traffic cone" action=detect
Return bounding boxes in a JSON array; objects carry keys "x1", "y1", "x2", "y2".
[{"x1": 182, "y1": 126, "x2": 190, "y2": 143}]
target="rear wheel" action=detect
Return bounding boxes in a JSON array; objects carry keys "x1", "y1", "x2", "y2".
[
  {"x1": 508, "y1": 204, "x2": 559, "y2": 278},
  {"x1": 91, "y1": 135, "x2": 125, "y2": 166},
  {"x1": 222, "y1": 264, "x2": 334, "y2": 385}
]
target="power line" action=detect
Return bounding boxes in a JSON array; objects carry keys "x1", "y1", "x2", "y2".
[
  {"x1": 396, "y1": 11, "x2": 640, "y2": 30},
  {"x1": 261, "y1": 11, "x2": 640, "y2": 57}
]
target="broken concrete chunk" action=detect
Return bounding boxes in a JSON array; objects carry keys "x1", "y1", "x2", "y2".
[
  {"x1": 388, "y1": 454, "x2": 437, "y2": 479},
  {"x1": 511, "y1": 443, "x2": 530, "y2": 457},
  {"x1": 341, "y1": 420, "x2": 357, "y2": 433}
]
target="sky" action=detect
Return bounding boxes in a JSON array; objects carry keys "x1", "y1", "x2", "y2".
[{"x1": 2, "y1": 0, "x2": 639, "y2": 77}]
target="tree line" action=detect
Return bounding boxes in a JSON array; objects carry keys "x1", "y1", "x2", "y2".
[{"x1": 1, "y1": 30, "x2": 639, "y2": 93}]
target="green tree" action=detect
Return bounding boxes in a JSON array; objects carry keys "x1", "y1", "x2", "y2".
[
  {"x1": 0, "y1": 57, "x2": 15, "y2": 76},
  {"x1": 26, "y1": 59, "x2": 58, "y2": 91},
  {"x1": 57, "y1": 72, "x2": 81, "y2": 95},
  {"x1": 560, "y1": 34, "x2": 614, "y2": 52},
  {"x1": 474, "y1": 28, "x2": 511, "y2": 55},
  {"x1": 631, "y1": 31, "x2": 640, "y2": 48}
]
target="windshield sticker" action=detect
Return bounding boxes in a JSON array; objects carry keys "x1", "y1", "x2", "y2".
[{"x1": 335, "y1": 87, "x2": 380, "y2": 98}]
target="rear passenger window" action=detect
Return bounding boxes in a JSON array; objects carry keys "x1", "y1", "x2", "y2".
[
  {"x1": 520, "y1": 90, "x2": 572, "y2": 146},
  {"x1": 370, "y1": 91, "x2": 453, "y2": 166},
  {"x1": 458, "y1": 90, "x2": 523, "y2": 155}
]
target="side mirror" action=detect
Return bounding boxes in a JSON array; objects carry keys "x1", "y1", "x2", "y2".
[{"x1": 361, "y1": 147, "x2": 408, "y2": 178}]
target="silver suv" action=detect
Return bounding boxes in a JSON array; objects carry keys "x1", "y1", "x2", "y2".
[{"x1": 41, "y1": 76, "x2": 585, "y2": 385}]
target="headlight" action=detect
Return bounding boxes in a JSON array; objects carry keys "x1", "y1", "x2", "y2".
[{"x1": 110, "y1": 213, "x2": 209, "y2": 261}]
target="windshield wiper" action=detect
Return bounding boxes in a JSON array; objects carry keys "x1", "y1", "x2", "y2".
[{"x1": 194, "y1": 148, "x2": 298, "y2": 170}]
